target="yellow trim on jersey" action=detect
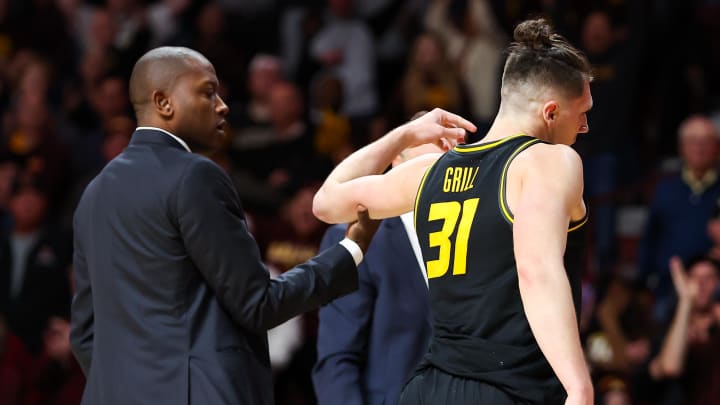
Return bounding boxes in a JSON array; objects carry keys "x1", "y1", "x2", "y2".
[
  {"x1": 499, "y1": 139, "x2": 541, "y2": 223},
  {"x1": 567, "y1": 214, "x2": 589, "y2": 233},
  {"x1": 498, "y1": 140, "x2": 590, "y2": 232},
  {"x1": 413, "y1": 161, "x2": 436, "y2": 229},
  {"x1": 454, "y1": 134, "x2": 527, "y2": 153}
]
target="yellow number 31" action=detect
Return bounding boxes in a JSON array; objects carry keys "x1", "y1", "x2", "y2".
[{"x1": 426, "y1": 198, "x2": 479, "y2": 279}]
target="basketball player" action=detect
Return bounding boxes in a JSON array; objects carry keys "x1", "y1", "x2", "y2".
[{"x1": 313, "y1": 19, "x2": 594, "y2": 404}]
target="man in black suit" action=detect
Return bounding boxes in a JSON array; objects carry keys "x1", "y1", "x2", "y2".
[{"x1": 69, "y1": 47, "x2": 377, "y2": 405}]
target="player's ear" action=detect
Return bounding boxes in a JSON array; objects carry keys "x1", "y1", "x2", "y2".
[{"x1": 542, "y1": 101, "x2": 558, "y2": 124}]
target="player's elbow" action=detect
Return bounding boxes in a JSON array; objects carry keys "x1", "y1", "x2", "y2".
[
  {"x1": 312, "y1": 191, "x2": 333, "y2": 223},
  {"x1": 516, "y1": 258, "x2": 561, "y2": 289},
  {"x1": 517, "y1": 265, "x2": 542, "y2": 289}
]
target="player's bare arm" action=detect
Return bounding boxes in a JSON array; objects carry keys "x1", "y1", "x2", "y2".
[
  {"x1": 313, "y1": 108, "x2": 476, "y2": 224},
  {"x1": 509, "y1": 144, "x2": 593, "y2": 404}
]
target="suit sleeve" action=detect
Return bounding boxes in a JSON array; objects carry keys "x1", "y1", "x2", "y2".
[
  {"x1": 313, "y1": 224, "x2": 374, "y2": 405},
  {"x1": 70, "y1": 217, "x2": 94, "y2": 376},
  {"x1": 176, "y1": 158, "x2": 358, "y2": 332}
]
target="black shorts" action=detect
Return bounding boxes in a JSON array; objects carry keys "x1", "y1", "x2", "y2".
[{"x1": 398, "y1": 366, "x2": 519, "y2": 405}]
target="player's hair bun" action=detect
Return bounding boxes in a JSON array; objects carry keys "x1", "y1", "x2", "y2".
[{"x1": 513, "y1": 18, "x2": 554, "y2": 50}]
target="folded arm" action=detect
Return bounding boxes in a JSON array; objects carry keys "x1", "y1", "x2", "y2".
[{"x1": 313, "y1": 108, "x2": 475, "y2": 223}]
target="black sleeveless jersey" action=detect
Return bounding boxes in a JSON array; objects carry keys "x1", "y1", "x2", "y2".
[{"x1": 413, "y1": 134, "x2": 587, "y2": 404}]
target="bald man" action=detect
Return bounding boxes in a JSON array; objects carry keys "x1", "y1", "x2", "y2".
[
  {"x1": 69, "y1": 47, "x2": 380, "y2": 405},
  {"x1": 640, "y1": 115, "x2": 720, "y2": 323}
]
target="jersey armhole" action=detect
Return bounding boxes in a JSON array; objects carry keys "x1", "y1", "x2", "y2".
[
  {"x1": 568, "y1": 205, "x2": 589, "y2": 232},
  {"x1": 413, "y1": 160, "x2": 438, "y2": 230},
  {"x1": 498, "y1": 139, "x2": 543, "y2": 225}
]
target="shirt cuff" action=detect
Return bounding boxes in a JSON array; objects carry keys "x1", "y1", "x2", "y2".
[{"x1": 338, "y1": 238, "x2": 363, "y2": 266}]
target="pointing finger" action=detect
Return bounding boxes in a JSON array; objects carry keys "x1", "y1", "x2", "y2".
[{"x1": 436, "y1": 109, "x2": 477, "y2": 132}]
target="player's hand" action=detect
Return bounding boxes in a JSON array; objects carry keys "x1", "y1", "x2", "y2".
[
  {"x1": 564, "y1": 385, "x2": 594, "y2": 405},
  {"x1": 345, "y1": 207, "x2": 381, "y2": 254},
  {"x1": 400, "y1": 108, "x2": 476, "y2": 151}
]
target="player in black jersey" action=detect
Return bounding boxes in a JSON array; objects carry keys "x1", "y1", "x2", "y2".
[{"x1": 314, "y1": 18, "x2": 594, "y2": 405}]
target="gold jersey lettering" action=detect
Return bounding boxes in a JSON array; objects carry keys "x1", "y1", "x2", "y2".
[{"x1": 442, "y1": 166, "x2": 479, "y2": 193}]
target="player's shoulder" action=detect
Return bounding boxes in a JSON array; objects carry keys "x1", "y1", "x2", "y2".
[{"x1": 516, "y1": 142, "x2": 582, "y2": 173}]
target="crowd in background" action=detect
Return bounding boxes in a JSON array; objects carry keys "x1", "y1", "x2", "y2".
[{"x1": 0, "y1": 0, "x2": 718, "y2": 404}]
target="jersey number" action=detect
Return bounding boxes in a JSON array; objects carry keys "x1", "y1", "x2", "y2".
[{"x1": 426, "y1": 198, "x2": 479, "y2": 278}]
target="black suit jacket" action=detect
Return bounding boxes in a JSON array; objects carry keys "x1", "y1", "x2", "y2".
[
  {"x1": 70, "y1": 128, "x2": 357, "y2": 405},
  {"x1": 313, "y1": 219, "x2": 432, "y2": 405}
]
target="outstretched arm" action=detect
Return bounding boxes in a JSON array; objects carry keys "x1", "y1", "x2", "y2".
[
  {"x1": 511, "y1": 144, "x2": 593, "y2": 404},
  {"x1": 313, "y1": 108, "x2": 475, "y2": 223}
]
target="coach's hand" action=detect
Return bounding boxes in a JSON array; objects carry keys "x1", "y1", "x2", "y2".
[{"x1": 345, "y1": 207, "x2": 381, "y2": 254}]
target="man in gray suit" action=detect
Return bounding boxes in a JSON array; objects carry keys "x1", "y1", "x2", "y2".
[{"x1": 69, "y1": 47, "x2": 376, "y2": 405}]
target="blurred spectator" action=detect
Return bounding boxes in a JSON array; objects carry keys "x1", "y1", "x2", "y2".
[
  {"x1": 65, "y1": 75, "x2": 131, "y2": 176},
  {"x1": 695, "y1": 1, "x2": 720, "y2": 103},
  {"x1": 0, "y1": 313, "x2": 32, "y2": 405},
  {"x1": 61, "y1": 115, "x2": 133, "y2": 230},
  {"x1": 310, "y1": 73, "x2": 352, "y2": 160},
  {"x1": 2, "y1": 90, "x2": 70, "y2": 208},
  {"x1": 0, "y1": 156, "x2": 18, "y2": 233},
  {"x1": 237, "y1": 53, "x2": 282, "y2": 127},
  {"x1": 573, "y1": 8, "x2": 647, "y2": 275},
  {"x1": 398, "y1": 31, "x2": 463, "y2": 121},
  {"x1": 233, "y1": 81, "x2": 331, "y2": 213},
  {"x1": 0, "y1": 179, "x2": 71, "y2": 354},
  {"x1": 367, "y1": 0, "x2": 428, "y2": 104},
  {"x1": 589, "y1": 278, "x2": 656, "y2": 375},
  {"x1": 649, "y1": 256, "x2": 720, "y2": 404},
  {"x1": 254, "y1": 183, "x2": 329, "y2": 274},
  {"x1": 146, "y1": 0, "x2": 191, "y2": 47},
  {"x1": 707, "y1": 202, "x2": 720, "y2": 262},
  {"x1": 425, "y1": 0, "x2": 504, "y2": 125},
  {"x1": 13, "y1": 0, "x2": 76, "y2": 79},
  {"x1": 187, "y1": 1, "x2": 245, "y2": 97},
  {"x1": 73, "y1": 4, "x2": 145, "y2": 79},
  {"x1": 28, "y1": 316, "x2": 84, "y2": 405},
  {"x1": 310, "y1": 0, "x2": 378, "y2": 118},
  {"x1": 639, "y1": 115, "x2": 720, "y2": 323},
  {"x1": 596, "y1": 376, "x2": 632, "y2": 405}
]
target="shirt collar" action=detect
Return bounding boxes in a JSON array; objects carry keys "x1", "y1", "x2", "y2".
[
  {"x1": 682, "y1": 166, "x2": 718, "y2": 195},
  {"x1": 399, "y1": 211, "x2": 429, "y2": 288},
  {"x1": 136, "y1": 126, "x2": 191, "y2": 152}
]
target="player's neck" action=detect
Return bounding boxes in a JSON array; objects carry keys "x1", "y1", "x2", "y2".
[{"x1": 477, "y1": 114, "x2": 545, "y2": 145}]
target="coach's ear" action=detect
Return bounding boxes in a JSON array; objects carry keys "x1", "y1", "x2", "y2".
[{"x1": 152, "y1": 90, "x2": 173, "y2": 118}]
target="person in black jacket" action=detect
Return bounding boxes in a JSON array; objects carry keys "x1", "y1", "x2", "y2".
[{"x1": 69, "y1": 46, "x2": 378, "y2": 405}]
